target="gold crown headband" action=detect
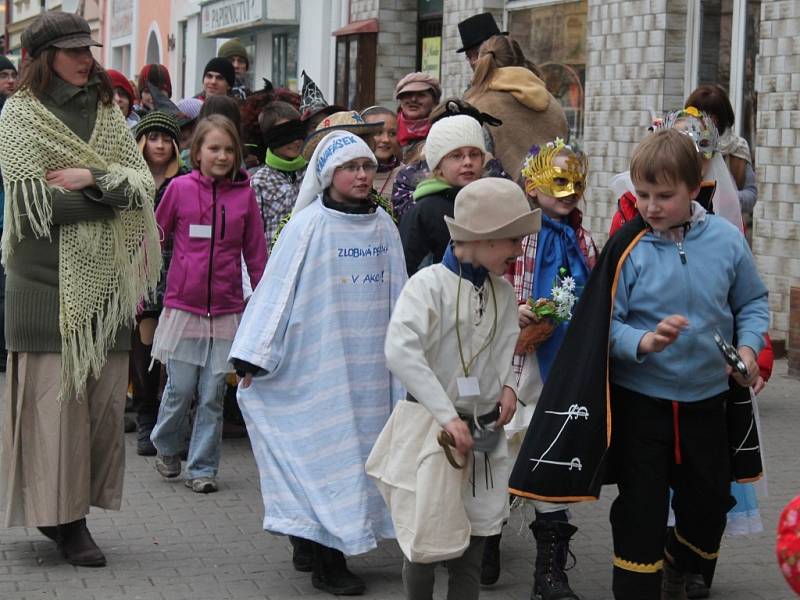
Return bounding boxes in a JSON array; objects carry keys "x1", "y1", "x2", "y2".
[{"x1": 521, "y1": 138, "x2": 588, "y2": 199}]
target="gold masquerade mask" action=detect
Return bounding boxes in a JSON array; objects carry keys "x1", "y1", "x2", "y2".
[{"x1": 521, "y1": 138, "x2": 588, "y2": 200}]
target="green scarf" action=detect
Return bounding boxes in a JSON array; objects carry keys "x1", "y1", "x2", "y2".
[
  {"x1": 266, "y1": 148, "x2": 307, "y2": 172},
  {"x1": 412, "y1": 177, "x2": 452, "y2": 201}
]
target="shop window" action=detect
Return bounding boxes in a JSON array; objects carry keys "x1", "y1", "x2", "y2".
[
  {"x1": 272, "y1": 32, "x2": 298, "y2": 91},
  {"x1": 334, "y1": 33, "x2": 377, "y2": 110},
  {"x1": 507, "y1": 0, "x2": 588, "y2": 146}
]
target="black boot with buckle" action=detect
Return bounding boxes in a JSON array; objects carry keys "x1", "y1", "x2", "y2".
[
  {"x1": 311, "y1": 542, "x2": 366, "y2": 596},
  {"x1": 530, "y1": 520, "x2": 580, "y2": 600},
  {"x1": 481, "y1": 531, "x2": 502, "y2": 585}
]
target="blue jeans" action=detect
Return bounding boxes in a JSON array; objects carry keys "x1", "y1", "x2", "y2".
[{"x1": 150, "y1": 357, "x2": 226, "y2": 478}]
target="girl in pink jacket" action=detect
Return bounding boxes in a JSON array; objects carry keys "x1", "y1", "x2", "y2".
[{"x1": 150, "y1": 114, "x2": 267, "y2": 493}]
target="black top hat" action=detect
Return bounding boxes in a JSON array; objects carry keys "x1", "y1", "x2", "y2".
[{"x1": 457, "y1": 12, "x2": 507, "y2": 53}]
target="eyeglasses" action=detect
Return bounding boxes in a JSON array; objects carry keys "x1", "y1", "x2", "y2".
[
  {"x1": 338, "y1": 162, "x2": 377, "y2": 174},
  {"x1": 0, "y1": 72, "x2": 17, "y2": 81},
  {"x1": 442, "y1": 148, "x2": 484, "y2": 163}
]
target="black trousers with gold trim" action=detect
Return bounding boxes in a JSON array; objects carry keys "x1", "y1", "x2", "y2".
[{"x1": 609, "y1": 386, "x2": 735, "y2": 599}]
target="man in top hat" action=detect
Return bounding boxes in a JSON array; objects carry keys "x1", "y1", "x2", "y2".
[{"x1": 457, "y1": 12, "x2": 507, "y2": 70}]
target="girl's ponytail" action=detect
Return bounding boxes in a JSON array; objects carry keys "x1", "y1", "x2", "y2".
[
  {"x1": 466, "y1": 35, "x2": 534, "y2": 99},
  {"x1": 466, "y1": 44, "x2": 500, "y2": 99}
]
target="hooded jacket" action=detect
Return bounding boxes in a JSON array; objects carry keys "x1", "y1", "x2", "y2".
[
  {"x1": 155, "y1": 169, "x2": 268, "y2": 317},
  {"x1": 398, "y1": 179, "x2": 458, "y2": 275},
  {"x1": 466, "y1": 67, "x2": 568, "y2": 176}
]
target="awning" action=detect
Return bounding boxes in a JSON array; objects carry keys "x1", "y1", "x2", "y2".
[{"x1": 332, "y1": 18, "x2": 378, "y2": 37}]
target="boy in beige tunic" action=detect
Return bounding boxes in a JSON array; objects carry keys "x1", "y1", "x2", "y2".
[{"x1": 367, "y1": 178, "x2": 541, "y2": 599}]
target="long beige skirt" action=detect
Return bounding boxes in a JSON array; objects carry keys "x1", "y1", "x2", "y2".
[{"x1": 0, "y1": 352, "x2": 128, "y2": 527}]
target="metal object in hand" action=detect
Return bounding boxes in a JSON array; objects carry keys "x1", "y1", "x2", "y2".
[{"x1": 713, "y1": 331, "x2": 748, "y2": 378}]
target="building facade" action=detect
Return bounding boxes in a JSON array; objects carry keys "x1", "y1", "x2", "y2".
[
  {"x1": 333, "y1": 0, "x2": 797, "y2": 352},
  {"x1": 105, "y1": 0, "x2": 172, "y2": 84},
  {"x1": 0, "y1": 0, "x2": 797, "y2": 357}
]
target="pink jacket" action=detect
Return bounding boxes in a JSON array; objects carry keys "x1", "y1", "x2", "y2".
[{"x1": 156, "y1": 169, "x2": 267, "y2": 317}]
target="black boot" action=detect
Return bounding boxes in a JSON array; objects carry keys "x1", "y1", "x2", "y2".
[
  {"x1": 289, "y1": 535, "x2": 314, "y2": 572},
  {"x1": 481, "y1": 532, "x2": 502, "y2": 585},
  {"x1": 685, "y1": 573, "x2": 709, "y2": 599},
  {"x1": 311, "y1": 542, "x2": 366, "y2": 596},
  {"x1": 530, "y1": 520, "x2": 580, "y2": 600},
  {"x1": 661, "y1": 553, "x2": 688, "y2": 600},
  {"x1": 37, "y1": 526, "x2": 58, "y2": 541},
  {"x1": 57, "y1": 519, "x2": 106, "y2": 567}
]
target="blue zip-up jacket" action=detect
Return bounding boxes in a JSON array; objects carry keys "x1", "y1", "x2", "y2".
[{"x1": 610, "y1": 213, "x2": 769, "y2": 402}]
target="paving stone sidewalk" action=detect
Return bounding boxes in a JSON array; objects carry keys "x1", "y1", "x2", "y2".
[{"x1": 1, "y1": 362, "x2": 798, "y2": 599}]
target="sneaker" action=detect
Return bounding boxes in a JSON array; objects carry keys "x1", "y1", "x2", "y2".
[
  {"x1": 185, "y1": 477, "x2": 218, "y2": 493},
  {"x1": 155, "y1": 453, "x2": 181, "y2": 478}
]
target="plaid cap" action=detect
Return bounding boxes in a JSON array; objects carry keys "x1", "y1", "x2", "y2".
[
  {"x1": 134, "y1": 111, "x2": 181, "y2": 144},
  {"x1": 22, "y1": 11, "x2": 101, "y2": 58}
]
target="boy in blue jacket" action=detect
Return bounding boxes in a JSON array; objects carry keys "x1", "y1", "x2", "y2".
[
  {"x1": 608, "y1": 128, "x2": 768, "y2": 599},
  {"x1": 509, "y1": 128, "x2": 768, "y2": 599}
]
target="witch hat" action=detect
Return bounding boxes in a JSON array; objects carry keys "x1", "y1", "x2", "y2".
[
  {"x1": 298, "y1": 70, "x2": 346, "y2": 121},
  {"x1": 299, "y1": 70, "x2": 329, "y2": 114}
]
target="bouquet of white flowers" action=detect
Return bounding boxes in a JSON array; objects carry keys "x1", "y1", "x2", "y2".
[{"x1": 515, "y1": 269, "x2": 578, "y2": 355}]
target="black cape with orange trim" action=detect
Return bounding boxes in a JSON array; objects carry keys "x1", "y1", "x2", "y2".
[{"x1": 508, "y1": 214, "x2": 763, "y2": 502}]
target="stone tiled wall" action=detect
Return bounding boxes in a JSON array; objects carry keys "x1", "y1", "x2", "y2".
[
  {"x1": 751, "y1": 0, "x2": 800, "y2": 341},
  {"x1": 350, "y1": 0, "x2": 379, "y2": 21},
  {"x1": 581, "y1": 0, "x2": 686, "y2": 242},
  {"x1": 374, "y1": 0, "x2": 419, "y2": 106},
  {"x1": 350, "y1": 0, "x2": 419, "y2": 107}
]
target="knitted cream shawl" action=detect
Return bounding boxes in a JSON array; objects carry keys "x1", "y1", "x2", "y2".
[{"x1": 0, "y1": 90, "x2": 161, "y2": 401}]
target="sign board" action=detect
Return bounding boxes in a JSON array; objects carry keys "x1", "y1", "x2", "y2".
[
  {"x1": 110, "y1": 0, "x2": 133, "y2": 39},
  {"x1": 418, "y1": 0, "x2": 443, "y2": 19},
  {"x1": 421, "y1": 36, "x2": 441, "y2": 80},
  {"x1": 202, "y1": 0, "x2": 263, "y2": 36}
]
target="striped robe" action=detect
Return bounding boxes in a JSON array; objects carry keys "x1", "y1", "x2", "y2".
[{"x1": 230, "y1": 196, "x2": 406, "y2": 555}]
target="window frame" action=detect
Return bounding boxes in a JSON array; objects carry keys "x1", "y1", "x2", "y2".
[
  {"x1": 504, "y1": 0, "x2": 588, "y2": 146},
  {"x1": 333, "y1": 32, "x2": 377, "y2": 110},
  {"x1": 683, "y1": 0, "x2": 754, "y2": 137}
]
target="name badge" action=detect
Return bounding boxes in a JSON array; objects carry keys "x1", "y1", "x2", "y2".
[
  {"x1": 457, "y1": 376, "x2": 481, "y2": 399},
  {"x1": 189, "y1": 224, "x2": 212, "y2": 239}
]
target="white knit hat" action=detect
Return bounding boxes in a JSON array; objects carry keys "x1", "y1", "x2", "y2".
[
  {"x1": 293, "y1": 130, "x2": 377, "y2": 213},
  {"x1": 425, "y1": 114, "x2": 486, "y2": 172}
]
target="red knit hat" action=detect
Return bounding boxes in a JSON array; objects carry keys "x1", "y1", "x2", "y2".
[
  {"x1": 106, "y1": 68, "x2": 136, "y2": 115},
  {"x1": 138, "y1": 64, "x2": 172, "y2": 97},
  {"x1": 777, "y1": 495, "x2": 800, "y2": 595}
]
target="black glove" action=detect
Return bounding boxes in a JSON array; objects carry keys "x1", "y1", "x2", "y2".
[{"x1": 232, "y1": 358, "x2": 265, "y2": 379}]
